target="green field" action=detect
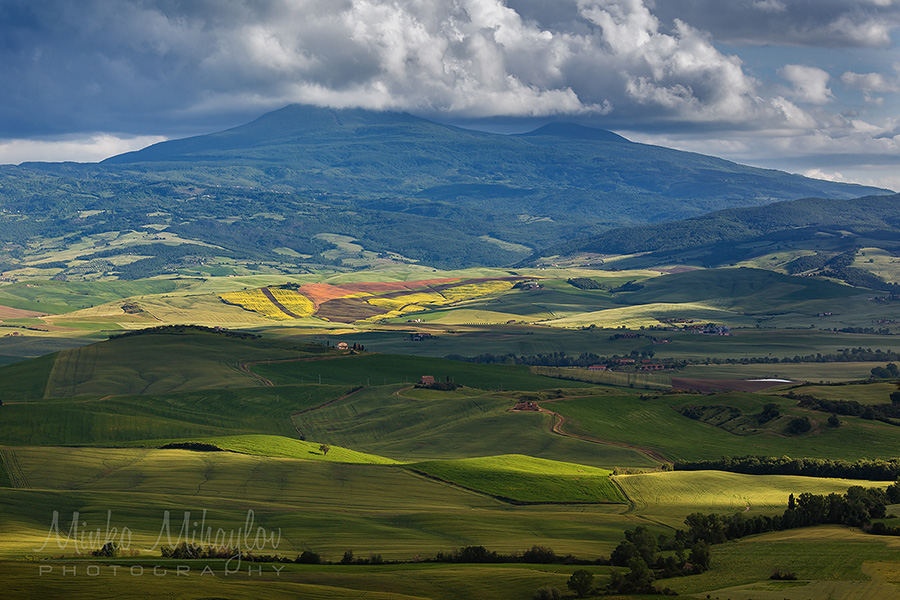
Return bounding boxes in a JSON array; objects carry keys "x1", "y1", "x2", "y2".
[
  {"x1": 0, "y1": 560, "x2": 606, "y2": 600},
  {"x1": 408, "y1": 455, "x2": 625, "y2": 503},
  {"x1": 251, "y1": 352, "x2": 594, "y2": 391},
  {"x1": 549, "y1": 390, "x2": 900, "y2": 462},
  {"x1": 660, "y1": 527, "x2": 900, "y2": 598},
  {"x1": 675, "y1": 361, "x2": 895, "y2": 382},
  {"x1": 289, "y1": 385, "x2": 656, "y2": 467},
  {"x1": 0, "y1": 279, "x2": 186, "y2": 314},
  {"x1": 795, "y1": 381, "x2": 898, "y2": 404},
  {"x1": 167, "y1": 434, "x2": 400, "y2": 464},
  {"x1": 616, "y1": 470, "x2": 887, "y2": 527},
  {"x1": 0, "y1": 446, "x2": 635, "y2": 561},
  {"x1": 0, "y1": 331, "x2": 337, "y2": 402},
  {"x1": 0, "y1": 384, "x2": 349, "y2": 445}
]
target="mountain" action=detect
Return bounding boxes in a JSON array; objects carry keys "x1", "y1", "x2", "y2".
[
  {"x1": 0, "y1": 104, "x2": 891, "y2": 275},
  {"x1": 104, "y1": 105, "x2": 884, "y2": 220}
]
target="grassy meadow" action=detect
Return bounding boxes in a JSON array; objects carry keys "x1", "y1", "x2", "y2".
[{"x1": 550, "y1": 390, "x2": 900, "y2": 462}]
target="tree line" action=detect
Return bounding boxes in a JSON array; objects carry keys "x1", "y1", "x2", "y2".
[{"x1": 675, "y1": 455, "x2": 900, "y2": 480}]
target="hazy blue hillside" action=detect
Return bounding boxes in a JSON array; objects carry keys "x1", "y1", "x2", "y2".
[
  {"x1": 539, "y1": 193, "x2": 900, "y2": 287},
  {"x1": 0, "y1": 104, "x2": 891, "y2": 272},
  {"x1": 105, "y1": 104, "x2": 884, "y2": 222}
]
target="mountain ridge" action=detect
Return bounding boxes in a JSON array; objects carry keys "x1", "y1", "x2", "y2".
[{"x1": 0, "y1": 103, "x2": 893, "y2": 273}]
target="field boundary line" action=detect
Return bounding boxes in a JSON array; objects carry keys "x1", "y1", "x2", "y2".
[
  {"x1": 290, "y1": 386, "x2": 371, "y2": 439},
  {"x1": 403, "y1": 467, "x2": 628, "y2": 506},
  {"x1": 0, "y1": 449, "x2": 30, "y2": 489},
  {"x1": 239, "y1": 353, "x2": 359, "y2": 387},
  {"x1": 291, "y1": 386, "x2": 368, "y2": 418}
]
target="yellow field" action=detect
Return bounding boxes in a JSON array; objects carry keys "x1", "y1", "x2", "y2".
[
  {"x1": 367, "y1": 291, "x2": 448, "y2": 311},
  {"x1": 439, "y1": 281, "x2": 514, "y2": 302},
  {"x1": 217, "y1": 280, "x2": 518, "y2": 324},
  {"x1": 267, "y1": 288, "x2": 315, "y2": 316},
  {"x1": 853, "y1": 247, "x2": 900, "y2": 284},
  {"x1": 615, "y1": 470, "x2": 887, "y2": 527},
  {"x1": 219, "y1": 287, "x2": 315, "y2": 319},
  {"x1": 541, "y1": 302, "x2": 736, "y2": 328}
]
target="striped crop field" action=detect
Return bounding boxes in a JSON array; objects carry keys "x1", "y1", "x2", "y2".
[
  {"x1": 220, "y1": 279, "x2": 519, "y2": 323},
  {"x1": 267, "y1": 287, "x2": 316, "y2": 316},
  {"x1": 220, "y1": 287, "x2": 315, "y2": 319},
  {"x1": 220, "y1": 288, "x2": 295, "y2": 319}
]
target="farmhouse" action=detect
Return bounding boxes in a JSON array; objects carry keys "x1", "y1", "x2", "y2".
[
  {"x1": 513, "y1": 400, "x2": 540, "y2": 411},
  {"x1": 419, "y1": 375, "x2": 435, "y2": 385},
  {"x1": 587, "y1": 364, "x2": 607, "y2": 371},
  {"x1": 336, "y1": 342, "x2": 350, "y2": 350}
]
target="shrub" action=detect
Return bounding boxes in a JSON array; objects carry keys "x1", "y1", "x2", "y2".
[
  {"x1": 787, "y1": 416, "x2": 811, "y2": 434},
  {"x1": 532, "y1": 586, "x2": 561, "y2": 600},
  {"x1": 770, "y1": 569, "x2": 798, "y2": 580}
]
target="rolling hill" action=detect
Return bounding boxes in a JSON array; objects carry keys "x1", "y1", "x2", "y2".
[
  {"x1": 537, "y1": 193, "x2": 900, "y2": 283},
  {"x1": 0, "y1": 104, "x2": 889, "y2": 276}
]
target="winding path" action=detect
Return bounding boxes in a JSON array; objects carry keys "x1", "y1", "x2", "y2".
[
  {"x1": 536, "y1": 405, "x2": 670, "y2": 464},
  {"x1": 508, "y1": 393, "x2": 672, "y2": 465}
]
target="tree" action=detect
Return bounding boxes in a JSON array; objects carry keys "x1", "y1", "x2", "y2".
[
  {"x1": 625, "y1": 556, "x2": 654, "y2": 588},
  {"x1": 532, "y1": 586, "x2": 561, "y2": 600},
  {"x1": 567, "y1": 569, "x2": 594, "y2": 597},
  {"x1": 787, "y1": 416, "x2": 811, "y2": 434},
  {"x1": 340, "y1": 550, "x2": 354, "y2": 564},
  {"x1": 319, "y1": 443, "x2": 331, "y2": 455},
  {"x1": 689, "y1": 541, "x2": 711, "y2": 571},
  {"x1": 758, "y1": 402, "x2": 782, "y2": 424},
  {"x1": 828, "y1": 413, "x2": 841, "y2": 427}
]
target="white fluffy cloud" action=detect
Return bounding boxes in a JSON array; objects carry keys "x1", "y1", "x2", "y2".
[
  {"x1": 840, "y1": 69, "x2": 900, "y2": 104},
  {"x1": 778, "y1": 64, "x2": 834, "y2": 104},
  {"x1": 0, "y1": 135, "x2": 167, "y2": 165}
]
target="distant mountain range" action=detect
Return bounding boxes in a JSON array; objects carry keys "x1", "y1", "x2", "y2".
[{"x1": 0, "y1": 104, "x2": 892, "y2": 273}]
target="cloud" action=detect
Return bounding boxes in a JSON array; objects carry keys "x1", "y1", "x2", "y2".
[
  {"x1": 778, "y1": 64, "x2": 834, "y2": 104},
  {"x1": 0, "y1": 0, "x2": 826, "y2": 136},
  {"x1": 0, "y1": 135, "x2": 167, "y2": 165},
  {"x1": 801, "y1": 168, "x2": 851, "y2": 183},
  {"x1": 840, "y1": 69, "x2": 900, "y2": 104},
  {"x1": 648, "y1": 0, "x2": 900, "y2": 47}
]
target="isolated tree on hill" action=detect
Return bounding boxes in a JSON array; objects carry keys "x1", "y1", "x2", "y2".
[
  {"x1": 828, "y1": 413, "x2": 841, "y2": 427},
  {"x1": 319, "y1": 443, "x2": 331, "y2": 455}
]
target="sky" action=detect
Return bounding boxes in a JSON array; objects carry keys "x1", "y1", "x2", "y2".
[{"x1": 1, "y1": 0, "x2": 898, "y2": 190}]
